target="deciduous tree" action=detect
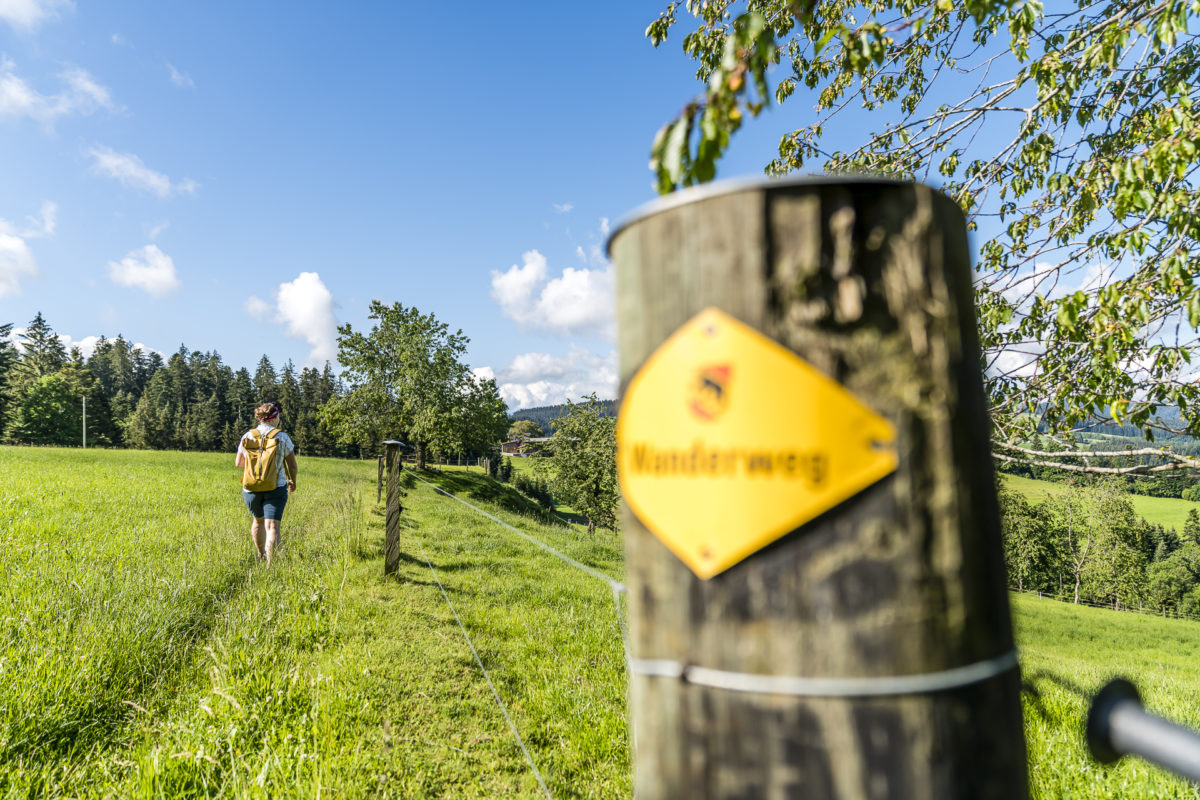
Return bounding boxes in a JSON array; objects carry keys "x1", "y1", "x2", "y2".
[
  {"x1": 5, "y1": 374, "x2": 80, "y2": 446},
  {"x1": 1044, "y1": 490, "x2": 1089, "y2": 604},
  {"x1": 507, "y1": 419, "x2": 544, "y2": 440},
  {"x1": 541, "y1": 394, "x2": 618, "y2": 534},
  {"x1": 648, "y1": 0, "x2": 1200, "y2": 472},
  {"x1": 1081, "y1": 485, "x2": 1147, "y2": 610},
  {"x1": 325, "y1": 301, "x2": 490, "y2": 469},
  {"x1": 998, "y1": 484, "x2": 1050, "y2": 592}
]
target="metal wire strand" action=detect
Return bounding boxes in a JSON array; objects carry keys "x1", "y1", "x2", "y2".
[
  {"x1": 412, "y1": 532, "x2": 554, "y2": 800},
  {"x1": 630, "y1": 649, "x2": 1021, "y2": 698},
  {"x1": 406, "y1": 468, "x2": 626, "y2": 595}
]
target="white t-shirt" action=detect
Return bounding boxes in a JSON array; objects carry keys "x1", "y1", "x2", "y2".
[{"x1": 237, "y1": 423, "x2": 296, "y2": 488}]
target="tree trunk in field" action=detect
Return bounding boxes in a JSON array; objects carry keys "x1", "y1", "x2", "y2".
[
  {"x1": 610, "y1": 178, "x2": 1027, "y2": 799},
  {"x1": 416, "y1": 440, "x2": 427, "y2": 470}
]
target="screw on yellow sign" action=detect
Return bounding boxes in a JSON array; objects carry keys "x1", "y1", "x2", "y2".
[{"x1": 618, "y1": 307, "x2": 898, "y2": 579}]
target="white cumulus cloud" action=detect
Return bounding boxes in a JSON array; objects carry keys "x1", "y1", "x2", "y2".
[
  {"x1": 167, "y1": 63, "x2": 194, "y2": 89},
  {"x1": 0, "y1": 0, "x2": 72, "y2": 30},
  {"x1": 22, "y1": 200, "x2": 55, "y2": 238},
  {"x1": 490, "y1": 249, "x2": 614, "y2": 338},
  {"x1": 0, "y1": 58, "x2": 114, "y2": 124},
  {"x1": 553, "y1": 202, "x2": 573, "y2": 214},
  {"x1": 477, "y1": 348, "x2": 617, "y2": 410},
  {"x1": 244, "y1": 295, "x2": 271, "y2": 320},
  {"x1": 88, "y1": 146, "x2": 197, "y2": 198},
  {"x1": 57, "y1": 332, "x2": 99, "y2": 358},
  {"x1": 0, "y1": 201, "x2": 54, "y2": 297},
  {"x1": 0, "y1": 232, "x2": 38, "y2": 297},
  {"x1": 251, "y1": 272, "x2": 338, "y2": 364},
  {"x1": 107, "y1": 244, "x2": 180, "y2": 296}
]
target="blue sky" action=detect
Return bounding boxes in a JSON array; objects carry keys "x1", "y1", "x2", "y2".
[{"x1": 0, "y1": 1, "x2": 797, "y2": 409}]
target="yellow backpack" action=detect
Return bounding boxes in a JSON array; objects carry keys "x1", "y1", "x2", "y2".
[{"x1": 242, "y1": 429, "x2": 283, "y2": 492}]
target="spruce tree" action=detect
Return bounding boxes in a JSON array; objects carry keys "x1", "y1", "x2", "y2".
[
  {"x1": 0, "y1": 322, "x2": 17, "y2": 434},
  {"x1": 60, "y1": 356, "x2": 118, "y2": 446},
  {"x1": 253, "y1": 355, "x2": 278, "y2": 403},
  {"x1": 1185, "y1": 509, "x2": 1200, "y2": 545},
  {"x1": 279, "y1": 360, "x2": 300, "y2": 419},
  {"x1": 228, "y1": 368, "x2": 255, "y2": 430},
  {"x1": 14, "y1": 312, "x2": 67, "y2": 389},
  {"x1": 5, "y1": 374, "x2": 79, "y2": 445}
]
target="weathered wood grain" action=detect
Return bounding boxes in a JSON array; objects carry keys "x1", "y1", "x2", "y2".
[
  {"x1": 610, "y1": 179, "x2": 1027, "y2": 800},
  {"x1": 384, "y1": 442, "x2": 402, "y2": 575}
]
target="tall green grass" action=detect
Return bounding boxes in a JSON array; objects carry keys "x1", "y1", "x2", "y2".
[
  {"x1": 1013, "y1": 592, "x2": 1200, "y2": 798},
  {"x1": 0, "y1": 446, "x2": 365, "y2": 796},
  {"x1": 0, "y1": 447, "x2": 629, "y2": 798},
  {"x1": 14, "y1": 446, "x2": 1200, "y2": 798}
]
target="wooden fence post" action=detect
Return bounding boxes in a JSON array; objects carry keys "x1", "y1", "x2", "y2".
[
  {"x1": 607, "y1": 177, "x2": 1028, "y2": 799},
  {"x1": 383, "y1": 440, "x2": 402, "y2": 576}
]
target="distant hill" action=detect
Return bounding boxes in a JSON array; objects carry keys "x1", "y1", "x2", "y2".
[
  {"x1": 1000, "y1": 415, "x2": 1200, "y2": 500},
  {"x1": 509, "y1": 399, "x2": 617, "y2": 433},
  {"x1": 1002, "y1": 473, "x2": 1195, "y2": 532}
]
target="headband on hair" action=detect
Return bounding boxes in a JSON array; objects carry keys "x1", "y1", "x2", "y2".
[{"x1": 262, "y1": 402, "x2": 281, "y2": 420}]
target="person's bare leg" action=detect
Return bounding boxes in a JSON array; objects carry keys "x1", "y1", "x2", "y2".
[
  {"x1": 264, "y1": 519, "x2": 280, "y2": 565},
  {"x1": 251, "y1": 517, "x2": 266, "y2": 560}
]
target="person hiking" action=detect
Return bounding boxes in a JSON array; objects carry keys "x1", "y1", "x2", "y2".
[{"x1": 234, "y1": 401, "x2": 298, "y2": 565}]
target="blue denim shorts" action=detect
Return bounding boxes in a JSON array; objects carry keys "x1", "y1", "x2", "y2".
[{"x1": 243, "y1": 485, "x2": 288, "y2": 521}]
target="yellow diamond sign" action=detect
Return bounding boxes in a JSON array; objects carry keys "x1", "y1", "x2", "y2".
[{"x1": 618, "y1": 308, "x2": 898, "y2": 579}]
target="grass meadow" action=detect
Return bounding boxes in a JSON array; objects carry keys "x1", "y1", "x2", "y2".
[
  {"x1": 1003, "y1": 473, "x2": 1198, "y2": 532},
  {"x1": 4, "y1": 446, "x2": 1200, "y2": 798},
  {"x1": 1013, "y1": 592, "x2": 1200, "y2": 799},
  {"x1": 0, "y1": 447, "x2": 627, "y2": 798}
]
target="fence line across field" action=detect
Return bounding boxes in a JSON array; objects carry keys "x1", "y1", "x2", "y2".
[
  {"x1": 410, "y1": 528, "x2": 554, "y2": 800},
  {"x1": 396, "y1": 463, "x2": 630, "y2": 799},
  {"x1": 1008, "y1": 587, "x2": 1200, "y2": 623},
  {"x1": 405, "y1": 467, "x2": 628, "y2": 595}
]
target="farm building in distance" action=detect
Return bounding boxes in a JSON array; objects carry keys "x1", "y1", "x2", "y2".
[{"x1": 500, "y1": 437, "x2": 551, "y2": 456}]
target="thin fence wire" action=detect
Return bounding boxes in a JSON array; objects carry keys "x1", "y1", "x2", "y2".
[
  {"x1": 402, "y1": 466, "x2": 629, "y2": 798},
  {"x1": 406, "y1": 469, "x2": 627, "y2": 596},
  {"x1": 410, "y1": 530, "x2": 555, "y2": 800},
  {"x1": 1009, "y1": 587, "x2": 1200, "y2": 623}
]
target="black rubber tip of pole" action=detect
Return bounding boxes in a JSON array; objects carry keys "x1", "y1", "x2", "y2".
[{"x1": 1088, "y1": 678, "x2": 1142, "y2": 764}]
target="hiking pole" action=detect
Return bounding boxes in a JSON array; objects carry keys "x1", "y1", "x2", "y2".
[{"x1": 1088, "y1": 678, "x2": 1200, "y2": 783}]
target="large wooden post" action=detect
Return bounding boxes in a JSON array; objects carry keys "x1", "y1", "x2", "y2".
[
  {"x1": 383, "y1": 440, "x2": 403, "y2": 576},
  {"x1": 608, "y1": 177, "x2": 1027, "y2": 799}
]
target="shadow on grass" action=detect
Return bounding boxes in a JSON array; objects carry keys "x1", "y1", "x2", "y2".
[
  {"x1": 355, "y1": 513, "x2": 418, "y2": 560},
  {"x1": 390, "y1": 550, "x2": 477, "y2": 574},
  {"x1": 412, "y1": 470, "x2": 566, "y2": 527},
  {"x1": 1022, "y1": 667, "x2": 1094, "y2": 723},
  {"x1": 554, "y1": 509, "x2": 591, "y2": 527}
]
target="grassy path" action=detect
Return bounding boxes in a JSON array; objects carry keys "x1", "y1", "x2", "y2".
[{"x1": 0, "y1": 448, "x2": 628, "y2": 798}]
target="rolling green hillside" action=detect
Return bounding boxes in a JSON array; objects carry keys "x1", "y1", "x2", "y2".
[{"x1": 1003, "y1": 473, "x2": 1198, "y2": 532}]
